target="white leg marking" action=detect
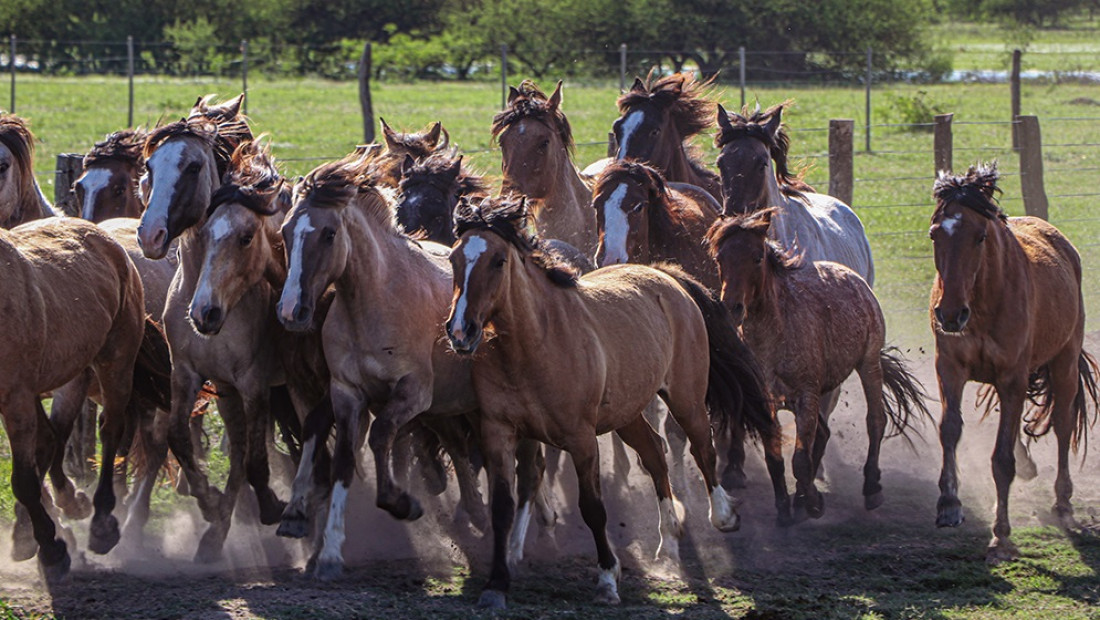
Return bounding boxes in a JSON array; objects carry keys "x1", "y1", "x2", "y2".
[
  {"x1": 709, "y1": 485, "x2": 741, "y2": 532},
  {"x1": 288, "y1": 437, "x2": 318, "y2": 513},
  {"x1": 508, "y1": 501, "x2": 533, "y2": 569},
  {"x1": 616, "y1": 110, "x2": 645, "y2": 159},
  {"x1": 318, "y1": 483, "x2": 348, "y2": 568},
  {"x1": 595, "y1": 559, "x2": 622, "y2": 604},
  {"x1": 452, "y1": 235, "x2": 488, "y2": 330},
  {"x1": 656, "y1": 497, "x2": 684, "y2": 561},
  {"x1": 79, "y1": 168, "x2": 112, "y2": 220},
  {"x1": 280, "y1": 212, "x2": 315, "y2": 322},
  {"x1": 601, "y1": 183, "x2": 631, "y2": 265}
]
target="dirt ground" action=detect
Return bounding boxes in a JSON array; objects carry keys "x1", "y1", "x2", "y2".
[{"x1": 1, "y1": 337, "x2": 1099, "y2": 619}]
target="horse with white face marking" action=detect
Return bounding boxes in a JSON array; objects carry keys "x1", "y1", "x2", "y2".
[
  {"x1": 276, "y1": 154, "x2": 543, "y2": 579},
  {"x1": 492, "y1": 80, "x2": 597, "y2": 257},
  {"x1": 75, "y1": 129, "x2": 147, "y2": 222},
  {"x1": 0, "y1": 114, "x2": 55, "y2": 228},
  {"x1": 446, "y1": 196, "x2": 776, "y2": 609}
]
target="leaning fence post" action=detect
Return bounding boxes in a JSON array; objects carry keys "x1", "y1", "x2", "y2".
[
  {"x1": 619, "y1": 43, "x2": 627, "y2": 92},
  {"x1": 739, "y1": 46, "x2": 746, "y2": 109},
  {"x1": 933, "y1": 113, "x2": 953, "y2": 175},
  {"x1": 1010, "y1": 49, "x2": 1021, "y2": 151},
  {"x1": 241, "y1": 39, "x2": 249, "y2": 115},
  {"x1": 127, "y1": 35, "x2": 134, "y2": 127},
  {"x1": 358, "y1": 41, "x2": 374, "y2": 143},
  {"x1": 500, "y1": 44, "x2": 508, "y2": 110},
  {"x1": 54, "y1": 153, "x2": 84, "y2": 217},
  {"x1": 1017, "y1": 115, "x2": 1048, "y2": 220},
  {"x1": 9, "y1": 35, "x2": 15, "y2": 113},
  {"x1": 828, "y1": 119, "x2": 854, "y2": 207},
  {"x1": 865, "y1": 46, "x2": 873, "y2": 153}
]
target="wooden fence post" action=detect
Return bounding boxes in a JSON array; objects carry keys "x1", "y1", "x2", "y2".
[
  {"x1": 607, "y1": 131, "x2": 617, "y2": 158},
  {"x1": 127, "y1": 35, "x2": 134, "y2": 127},
  {"x1": 54, "y1": 153, "x2": 84, "y2": 217},
  {"x1": 933, "y1": 113, "x2": 953, "y2": 175},
  {"x1": 358, "y1": 41, "x2": 374, "y2": 144},
  {"x1": 828, "y1": 119, "x2": 854, "y2": 206},
  {"x1": 1017, "y1": 115, "x2": 1048, "y2": 220},
  {"x1": 1011, "y1": 49, "x2": 1021, "y2": 151}
]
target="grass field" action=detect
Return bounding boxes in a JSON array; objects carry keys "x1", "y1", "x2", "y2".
[{"x1": 2, "y1": 19, "x2": 1100, "y2": 619}]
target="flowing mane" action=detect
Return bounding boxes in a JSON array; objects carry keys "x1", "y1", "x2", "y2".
[
  {"x1": 454, "y1": 195, "x2": 578, "y2": 287},
  {"x1": 715, "y1": 101, "x2": 812, "y2": 194},
  {"x1": 144, "y1": 104, "x2": 253, "y2": 180},
  {"x1": 706, "y1": 208, "x2": 805, "y2": 275},
  {"x1": 617, "y1": 72, "x2": 716, "y2": 139},
  {"x1": 491, "y1": 80, "x2": 575, "y2": 154},
  {"x1": 208, "y1": 140, "x2": 286, "y2": 218},
  {"x1": 402, "y1": 150, "x2": 491, "y2": 198},
  {"x1": 932, "y1": 162, "x2": 1007, "y2": 224},
  {"x1": 298, "y1": 150, "x2": 397, "y2": 230},
  {"x1": 84, "y1": 129, "x2": 146, "y2": 170}
]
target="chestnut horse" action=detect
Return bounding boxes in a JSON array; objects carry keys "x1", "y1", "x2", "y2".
[
  {"x1": 928, "y1": 163, "x2": 1099, "y2": 564},
  {"x1": 0, "y1": 114, "x2": 56, "y2": 228},
  {"x1": 0, "y1": 218, "x2": 147, "y2": 582},
  {"x1": 75, "y1": 129, "x2": 148, "y2": 222},
  {"x1": 277, "y1": 154, "x2": 546, "y2": 579},
  {"x1": 708, "y1": 208, "x2": 929, "y2": 524},
  {"x1": 492, "y1": 80, "x2": 597, "y2": 256},
  {"x1": 608, "y1": 73, "x2": 722, "y2": 201},
  {"x1": 446, "y1": 196, "x2": 774, "y2": 608}
]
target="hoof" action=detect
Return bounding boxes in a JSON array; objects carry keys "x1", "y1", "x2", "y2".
[
  {"x1": 865, "y1": 491, "x2": 885, "y2": 511},
  {"x1": 593, "y1": 582, "x2": 621, "y2": 605},
  {"x1": 194, "y1": 527, "x2": 227, "y2": 564},
  {"x1": 721, "y1": 467, "x2": 747, "y2": 490},
  {"x1": 1052, "y1": 506, "x2": 1078, "y2": 530},
  {"x1": 936, "y1": 498, "x2": 965, "y2": 528},
  {"x1": 477, "y1": 589, "x2": 507, "y2": 609},
  {"x1": 313, "y1": 558, "x2": 343, "y2": 581},
  {"x1": 60, "y1": 491, "x2": 93, "y2": 520},
  {"x1": 806, "y1": 493, "x2": 825, "y2": 519},
  {"x1": 259, "y1": 497, "x2": 288, "y2": 527},
  {"x1": 276, "y1": 512, "x2": 309, "y2": 539},
  {"x1": 712, "y1": 512, "x2": 741, "y2": 533},
  {"x1": 655, "y1": 538, "x2": 681, "y2": 564},
  {"x1": 466, "y1": 505, "x2": 490, "y2": 534},
  {"x1": 388, "y1": 494, "x2": 423, "y2": 522},
  {"x1": 12, "y1": 532, "x2": 38, "y2": 563},
  {"x1": 986, "y1": 537, "x2": 1019, "y2": 565},
  {"x1": 421, "y1": 459, "x2": 449, "y2": 497},
  {"x1": 88, "y1": 515, "x2": 121, "y2": 555},
  {"x1": 38, "y1": 544, "x2": 71, "y2": 586}
]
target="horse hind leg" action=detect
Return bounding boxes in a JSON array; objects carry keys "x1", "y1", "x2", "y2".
[
  {"x1": 987, "y1": 375, "x2": 1027, "y2": 565},
  {"x1": 615, "y1": 415, "x2": 684, "y2": 562},
  {"x1": 193, "y1": 386, "x2": 250, "y2": 563},
  {"x1": 87, "y1": 357, "x2": 139, "y2": 556},
  {"x1": 857, "y1": 358, "x2": 887, "y2": 511},
  {"x1": 789, "y1": 392, "x2": 825, "y2": 522},
  {"x1": 567, "y1": 434, "x2": 622, "y2": 605},
  {"x1": 815, "y1": 387, "x2": 842, "y2": 483},
  {"x1": 45, "y1": 377, "x2": 94, "y2": 521},
  {"x1": 1048, "y1": 347, "x2": 1086, "y2": 530},
  {"x1": 120, "y1": 406, "x2": 168, "y2": 550},
  {"x1": 241, "y1": 387, "x2": 287, "y2": 525}
]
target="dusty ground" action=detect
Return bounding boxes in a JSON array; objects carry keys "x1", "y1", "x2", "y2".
[{"x1": 1, "y1": 339, "x2": 1099, "y2": 619}]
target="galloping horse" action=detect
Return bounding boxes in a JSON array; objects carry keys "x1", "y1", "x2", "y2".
[
  {"x1": 445, "y1": 196, "x2": 775, "y2": 608},
  {"x1": 0, "y1": 114, "x2": 55, "y2": 228},
  {"x1": 606, "y1": 73, "x2": 722, "y2": 201},
  {"x1": 928, "y1": 163, "x2": 1099, "y2": 564},
  {"x1": 0, "y1": 218, "x2": 148, "y2": 582},
  {"x1": 708, "y1": 208, "x2": 929, "y2": 524},
  {"x1": 492, "y1": 80, "x2": 597, "y2": 256},
  {"x1": 714, "y1": 101, "x2": 873, "y2": 284},
  {"x1": 75, "y1": 129, "x2": 147, "y2": 222},
  {"x1": 278, "y1": 154, "x2": 539, "y2": 579},
  {"x1": 395, "y1": 151, "x2": 488, "y2": 244},
  {"x1": 373, "y1": 118, "x2": 450, "y2": 188}
]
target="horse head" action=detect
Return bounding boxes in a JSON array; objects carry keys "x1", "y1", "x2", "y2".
[
  {"x1": 493, "y1": 80, "x2": 572, "y2": 200},
  {"x1": 0, "y1": 114, "x2": 41, "y2": 228},
  {"x1": 76, "y1": 129, "x2": 146, "y2": 223},
  {"x1": 395, "y1": 152, "x2": 464, "y2": 244},
  {"x1": 592, "y1": 160, "x2": 667, "y2": 267},
  {"x1": 707, "y1": 207, "x2": 797, "y2": 325},
  {"x1": 613, "y1": 73, "x2": 714, "y2": 166},
  {"x1": 714, "y1": 103, "x2": 787, "y2": 216}
]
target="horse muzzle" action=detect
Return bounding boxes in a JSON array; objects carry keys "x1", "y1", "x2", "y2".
[
  {"x1": 189, "y1": 303, "x2": 225, "y2": 336},
  {"x1": 934, "y1": 305, "x2": 970, "y2": 333},
  {"x1": 446, "y1": 319, "x2": 482, "y2": 355},
  {"x1": 137, "y1": 222, "x2": 171, "y2": 260},
  {"x1": 277, "y1": 299, "x2": 314, "y2": 332}
]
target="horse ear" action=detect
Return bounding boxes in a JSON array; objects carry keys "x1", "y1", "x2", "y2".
[
  {"x1": 507, "y1": 86, "x2": 522, "y2": 105},
  {"x1": 764, "y1": 106, "x2": 783, "y2": 138},
  {"x1": 631, "y1": 77, "x2": 646, "y2": 93},
  {"x1": 424, "y1": 121, "x2": 443, "y2": 147},
  {"x1": 547, "y1": 81, "x2": 564, "y2": 112},
  {"x1": 224, "y1": 93, "x2": 244, "y2": 117},
  {"x1": 445, "y1": 156, "x2": 463, "y2": 179},
  {"x1": 716, "y1": 104, "x2": 734, "y2": 133},
  {"x1": 401, "y1": 153, "x2": 416, "y2": 175},
  {"x1": 438, "y1": 125, "x2": 450, "y2": 149}
]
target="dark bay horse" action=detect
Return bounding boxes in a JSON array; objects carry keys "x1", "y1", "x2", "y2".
[
  {"x1": 0, "y1": 114, "x2": 56, "y2": 228},
  {"x1": 445, "y1": 196, "x2": 775, "y2": 608},
  {"x1": 928, "y1": 163, "x2": 1099, "y2": 564},
  {"x1": 607, "y1": 73, "x2": 722, "y2": 201},
  {"x1": 373, "y1": 118, "x2": 450, "y2": 188},
  {"x1": 0, "y1": 218, "x2": 147, "y2": 582},
  {"x1": 492, "y1": 80, "x2": 597, "y2": 256},
  {"x1": 708, "y1": 208, "x2": 929, "y2": 524},
  {"x1": 395, "y1": 151, "x2": 488, "y2": 244},
  {"x1": 75, "y1": 129, "x2": 147, "y2": 222}
]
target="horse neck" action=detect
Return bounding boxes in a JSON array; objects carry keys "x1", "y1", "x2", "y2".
[
  {"x1": 174, "y1": 226, "x2": 208, "y2": 287},
  {"x1": 336, "y1": 206, "x2": 424, "y2": 307},
  {"x1": 742, "y1": 262, "x2": 786, "y2": 363},
  {"x1": 262, "y1": 221, "x2": 288, "y2": 288},
  {"x1": 970, "y1": 223, "x2": 1025, "y2": 316},
  {"x1": 490, "y1": 256, "x2": 562, "y2": 360},
  {"x1": 763, "y1": 161, "x2": 788, "y2": 209},
  {"x1": 4, "y1": 174, "x2": 54, "y2": 228}
]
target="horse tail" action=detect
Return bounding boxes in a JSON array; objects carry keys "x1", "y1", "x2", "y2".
[
  {"x1": 270, "y1": 384, "x2": 303, "y2": 463},
  {"x1": 878, "y1": 347, "x2": 932, "y2": 444},
  {"x1": 653, "y1": 263, "x2": 777, "y2": 442},
  {"x1": 1070, "y1": 351, "x2": 1100, "y2": 455},
  {"x1": 131, "y1": 317, "x2": 173, "y2": 413},
  {"x1": 1021, "y1": 350, "x2": 1100, "y2": 456}
]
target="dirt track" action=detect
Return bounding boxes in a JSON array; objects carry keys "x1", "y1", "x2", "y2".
[{"x1": 1, "y1": 337, "x2": 1099, "y2": 619}]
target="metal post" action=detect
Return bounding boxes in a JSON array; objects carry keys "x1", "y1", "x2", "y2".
[
  {"x1": 9, "y1": 35, "x2": 15, "y2": 113},
  {"x1": 241, "y1": 39, "x2": 249, "y2": 115},
  {"x1": 739, "y1": 46, "x2": 746, "y2": 109},
  {"x1": 500, "y1": 44, "x2": 508, "y2": 110},
  {"x1": 127, "y1": 36, "x2": 134, "y2": 127},
  {"x1": 865, "y1": 46, "x2": 872, "y2": 153},
  {"x1": 619, "y1": 43, "x2": 627, "y2": 92}
]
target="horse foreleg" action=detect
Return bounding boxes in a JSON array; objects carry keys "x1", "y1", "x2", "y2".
[
  {"x1": 429, "y1": 415, "x2": 488, "y2": 533},
  {"x1": 46, "y1": 374, "x2": 94, "y2": 520},
  {"x1": 858, "y1": 358, "x2": 887, "y2": 511},
  {"x1": 166, "y1": 369, "x2": 223, "y2": 522},
  {"x1": 988, "y1": 375, "x2": 1026, "y2": 565},
  {"x1": 508, "y1": 438, "x2": 546, "y2": 569},
  {"x1": 2, "y1": 391, "x2": 69, "y2": 583},
  {"x1": 663, "y1": 389, "x2": 739, "y2": 532},
  {"x1": 477, "y1": 419, "x2": 518, "y2": 610},
  {"x1": 314, "y1": 385, "x2": 366, "y2": 580},
  {"x1": 279, "y1": 394, "x2": 334, "y2": 539},
  {"x1": 193, "y1": 386, "x2": 249, "y2": 563},
  {"x1": 242, "y1": 387, "x2": 286, "y2": 525},
  {"x1": 568, "y1": 434, "x2": 621, "y2": 605},
  {"x1": 935, "y1": 358, "x2": 967, "y2": 528},
  {"x1": 366, "y1": 376, "x2": 431, "y2": 522},
  {"x1": 791, "y1": 392, "x2": 823, "y2": 522},
  {"x1": 615, "y1": 416, "x2": 683, "y2": 562}
]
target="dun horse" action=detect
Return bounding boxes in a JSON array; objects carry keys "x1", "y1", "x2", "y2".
[
  {"x1": 445, "y1": 195, "x2": 775, "y2": 608},
  {"x1": 708, "y1": 208, "x2": 929, "y2": 524},
  {"x1": 492, "y1": 80, "x2": 597, "y2": 256},
  {"x1": 0, "y1": 114, "x2": 55, "y2": 228},
  {"x1": 75, "y1": 129, "x2": 147, "y2": 222},
  {"x1": 928, "y1": 163, "x2": 1099, "y2": 564}
]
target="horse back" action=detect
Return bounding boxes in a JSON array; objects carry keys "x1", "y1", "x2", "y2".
[
  {"x1": 775, "y1": 192, "x2": 875, "y2": 287},
  {"x1": 1010, "y1": 216, "x2": 1085, "y2": 364}
]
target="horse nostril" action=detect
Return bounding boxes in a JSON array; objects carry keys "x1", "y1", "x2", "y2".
[
  {"x1": 294, "y1": 305, "x2": 311, "y2": 324},
  {"x1": 958, "y1": 307, "x2": 971, "y2": 325},
  {"x1": 202, "y1": 306, "x2": 222, "y2": 327},
  {"x1": 934, "y1": 307, "x2": 944, "y2": 325}
]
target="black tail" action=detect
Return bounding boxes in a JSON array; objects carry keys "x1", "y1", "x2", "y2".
[
  {"x1": 879, "y1": 347, "x2": 932, "y2": 445},
  {"x1": 1023, "y1": 350, "x2": 1100, "y2": 456},
  {"x1": 654, "y1": 264, "x2": 776, "y2": 442},
  {"x1": 131, "y1": 317, "x2": 172, "y2": 412},
  {"x1": 270, "y1": 384, "x2": 303, "y2": 463}
]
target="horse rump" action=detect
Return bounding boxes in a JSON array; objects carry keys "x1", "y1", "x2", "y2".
[
  {"x1": 652, "y1": 263, "x2": 776, "y2": 442},
  {"x1": 879, "y1": 346, "x2": 932, "y2": 445}
]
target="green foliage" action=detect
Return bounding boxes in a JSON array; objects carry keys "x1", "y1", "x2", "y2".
[
  {"x1": 164, "y1": 17, "x2": 233, "y2": 76},
  {"x1": 886, "y1": 89, "x2": 947, "y2": 129}
]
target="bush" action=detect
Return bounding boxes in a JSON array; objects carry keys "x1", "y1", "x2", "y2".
[{"x1": 887, "y1": 90, "x2": 947, "y2": 130}]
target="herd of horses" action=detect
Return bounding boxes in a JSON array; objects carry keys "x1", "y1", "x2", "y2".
[{"x1": 0, "y1": 72, "x2": 1096, "y2": 608}]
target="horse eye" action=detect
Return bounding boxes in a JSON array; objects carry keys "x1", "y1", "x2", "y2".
[
  {"x1": 538, "y1": 140, "x2": 550, "y2": 151},
  {"x1": 753, "y1": 255, "x2": 764, "y2": 265},
  {"x1": 323, "y1": 228, "x2": 337, "y2": 243},
  {"x1": 630, "y1": 202, "x2": 645, "y2": 213},
  {"x1": 977, "y1": 232, "x2": 987, "y2": 244},
  {"x1": 185, "y1": 162, "x2": 202, "y2": 174},
  {"x1": 239, "y1": 233, "x2": 254, "y2": 247},
  {"x1": 114, "y1": 185, "x2": 126, "y2": 196},
  {"x1": 494, "y1": 256, "x2": 506, "y2": 268},
  {"x1": 0, "y1": 162, "x2": 9, "y2": 174},
  {"x1": 650, "y1": 127, "x2": 660, "y2": 136}
]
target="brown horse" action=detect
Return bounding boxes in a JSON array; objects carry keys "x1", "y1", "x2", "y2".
[
  {"x1": 372, "y1": 118, "x2": 450, "y2": 188},
  {"x1": 395, "y1": 151, "x2": 488, "y2": 244},
  {"x1": 75, "y1": 129, "x2": 148, "y2": 222},
  {"x1": 445, "y1": 195, "x2": 774, "y2": 608},
  {"x1": 0, "y1": 114, "x2": 56, "y2": 228},
  {"x1": 708, "y1": 208, "x2": 929, "y2": 524},
  {"x1": 0, "y1": 218, "x2": 147, "y2": 582},
  {"x1": 928, "y1": 163, "x2": 1099, "y2": 564},
  {"x1": 492, "y1": 80, "x2": 596, "y2": 256},
  {"x1": 606, "y1": 73, "x2": 722, "y2": 201}
]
